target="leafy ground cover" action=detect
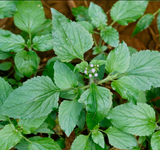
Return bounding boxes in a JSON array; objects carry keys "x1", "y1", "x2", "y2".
[{"x1": 0, "y1": 1, "x2": 160, "y2": 150}]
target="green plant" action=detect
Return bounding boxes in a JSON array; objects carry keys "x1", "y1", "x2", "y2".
[{"x1": 0, "y1": 1, "x2": 160, "y2": 150}]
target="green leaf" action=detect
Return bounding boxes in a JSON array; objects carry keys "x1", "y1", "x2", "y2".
[
  {"x1": 105, "y1": 126, "x2": 138, "y2": 149},
  {"x1": 79, "y1": 83, "x2": 112, "y2": 129},
  {"x1": 106, "y1": 41, "x2": 130, "y2": 73},
  {"x1": 91, "y1": 131, "x2": 104, "y2": 148},
  {"x1": 0, "y1": 124, "x2": 22, "y2": 150},
  {"x1": 18, "y1": 116, "x2": 47, "y2": 134},
  {"x1": 128, "y1": 46, "x2": 138, "y2": 56},
  {"x1": 146, "y1": 87, "x2": 160, "y2": 101},
  {"x1": 100, "y1": 26, "x2": 119, "y2": 47},
  {"x1": 90, "y1": 60, "x2": 106, "y2": 66},
  {"x1": 0, "y1": 62, "x2": 12, "y2": 71},
  {"x1": 54, "y1": 61, "x2": 78, "y2": 89},
  {"x1": 51, "y1": 8, "x2": 93, "y2": 62},
  {"x1": 33, "y1": 122, "x2": 54, "y2": 135},
  {"x1": 77, "y1": 21, "x2": 93, "y2": 33},
  {"x1": 75, "y1": 61, "x2": 88, "y2": 73},
  {"x1": 33, "y1": 34, "x2": 53, "y2": 51},
  {"x1": 151, "y1": 130, "x2": 160, "y2": 150},
  {"x1": 15, "y1": 139, "x2": 28, "y2": 150},
  {"x1": 88, "y1": 2, "x2": 107, "y2": 29},
  {"x1": 125, "y1": 50, "x2": 160, "y2": 91},
  {"x1": 77, "y1": 110, "x2": 86, "y2": 129},
  {"x1": 28, "y1": 137, "x2": 61, "y2": 150},
  {"x1": 0, "y1": 1, "x2": 17, "y2": 18},
  {"x1": 137, "y1": 91, "x2": 147, "y2": 103},
  {"x1": 132, "y1": 14, "x2": 154, "y2": 36},
  {"x1": 0, "y1": 51, "x2": 12, "y2": 60},
  {"x1": 157, "y1": 11, "x2": 160, "y2": 37},
  {"x1": 111, "y1": 1, "x2": 148, "y2": 25},
  {"x1": 14, "y1": 1, "x2": 45, "y2": 34},
  {"x1": 111, "y1": 76, "x2": 138, "y2": 104},
  {"x1": 59, "y1": 100, "x2": 83, "y2": 137},
  {"x1": 0, "y1": 29, "x2": 25, "y2": 52},
  {"x1": 107, "y1": 103, "x2": 156, "y2": 136},
  {"x1": 0, "y1": 77, "x2": 13, "y2": 107},
  {"x1": 72, "y1": 6, "x2": 90, "y2": 22},
  {"x1": 45, "y1": 113, "x2": 56, "y2": 130},
  {"x1": 15, "y1": 50, "x2": 40, "y2": 77},
  {"x1": 92, "y1": 46, "x2": 107, "y2": 55},
  {"x1": 2, "y1": 76, "x2": 60, "y2": 119}
]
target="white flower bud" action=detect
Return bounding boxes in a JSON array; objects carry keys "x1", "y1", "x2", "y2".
[
  {"x1": 84, "y1": 70, "x2": 87, "y2": 74},
  {"x1": 91, "y1": 68, "x2": 96, "y2": 73},
  {"x1": 90, "y1": 64, "x2": 94, "y2": 67},
  {"x1": 94, "y1": 73, "x2": 98, "y2": 77},
  {"x1": 97, "y1": 65, "x2": 99, "y2": 67},
  {"x1": 89, "y1": 74, "x2": 92, "y2": 77}
]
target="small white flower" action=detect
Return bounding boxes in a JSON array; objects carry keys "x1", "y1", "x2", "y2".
[
  {"x1": 89, "y1": 74, "x2": 92, "y2": 77},
  {"x1": 94, "y1": 73, "x2": 98, "y2": 77},
  {"x1": 97, "y1": 65, "x2": 99, "y2": 67},
  {"x1": 90, "y1": 64, "x2": 94, "y2": 67},
  {"x1": 84, "y1": 70, "x2": 87, "y2": 74},
  {"x1": 85, "y1": 68, "x2": 87, "y2": 70},
  {"x1": 91, "y1": 68, "x2": 96, "y2": 73}
]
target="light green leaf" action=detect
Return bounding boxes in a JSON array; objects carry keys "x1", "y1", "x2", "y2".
[
  {"x1": 88, "y1": 2, "x2": 107, "y2": 29},
  {"x1": 0, "y1": 1, "x2": 17, "y2": 18},
  {"x1": 15, "y1": 138, "x2": 28, "y2": 150},
  {"x1": 33, "y1": 34, "x2": 53, "y2": 51},
  {"x1": 0, "y1": 77, "x2": 13, "y2": 107},
  {"x1": 90, "y1": 60, "x2": 106, "y2": 66},
  {"x1": 54, "y1": 61, "x2": 78, "y2": 89},
  {"x1": 2, "y1": 76, "x2": 60, "y2": 119},
  {"x1": 128, "y1": 46, "x2": 138, "y2": 56},
  {"x1": 75, "y1": 61, "x2": 88, "y2": 73},
  {"x1": 0, "y1": 124, "x2": 22, "y2": 150},
  {"x1": 125, "y1": 50, "x2": 160, "y2": 91},
  {"x1": 15, "y1": 50, "x2": 40, "y2": 77},
  {"x1": 151, "y1": 130, "x2": 160, "y2": 150},
  {"x1": 132, "y1": 14, "x2": 154, "y2": 36},
  {"x1": 111, "y1": 76, "x2": 138, "y2": 104},
  {"x1": 107, "y1": 103, "x2": 156, "y2": 136},
  {"x1": 111, "y1": 1, "x2": 148, "y2": 25},
  {"x1": 59, "y1": 100, "x2": 83, "y2": 137},
  {"x1": 106, "y1": 41, "x2": 130, "y2": 73},
  {"x1": 157, "y1": 11, "x2": 160, "y2": 37},
  {"x1": 77, "y1": 110, "x2": 86, "y2": 129},
  {"x1": 0, "y1": 29, "x2": 25, "y2": 52},
  {"x1": 0, "y1": 51, "x2": 12, "y2": 60},
  {"x1": 100, "y1": 26, "x2": 119, "y2": 47},
  {"x1": 79, "y1": 83, "x2": 112, "y2": 129},
  {"x1": 72, "y1": 6, "x2": 90, "y2": 22},
  {"x1": 77, "y1": 21, "x2": 93, "y2": 33},
  {"x1": 0, "y1": 62, "x2": 12, "y2": 71},
  {"x1": 14, "y1": 1, "x2": 45, "y2": 34},
  {"x1": 28, "y1": 137, "x2": 61, "y2": 150},
  {"x1": 91, "y1": 131, "x2": 104, "y2": 148},
  {"x1": 51, "y1": 8, "x2": 93, "y2": 62},
  {"x1": 105, "y1": 126, "x2": 138, "y2": 149},
  {"x1": 137, "y1": 91, "x2": 147, "y2": 103},
  {"x1": 18, "y1": 116, "x2": 47, "y2": 134},
  {"x1": 92, "y1": 46, "x2": 107, "y2": 55}
]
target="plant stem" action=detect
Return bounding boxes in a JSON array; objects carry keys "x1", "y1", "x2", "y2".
[
  {"x1": 93, "y1": 34, "x2": 98, "y2": 47},
  {"x1": 22, "y1": 135, "x2": 32, "y2": 143},
  {"x1": 110, "y1": 21, "x2": 115, "y2": 27},
  {"x1": 94, "y1": 31, "x2": 100, "y2": 35},
  {"x1": 153, "y1": 8, "x2": 160, "y2": 16}
]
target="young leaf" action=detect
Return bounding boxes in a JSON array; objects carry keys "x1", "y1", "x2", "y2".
[
  {"x1": 59, "y1": 100, "x2": 83, "y2": 137},
  {"x1": 28, "y1": 137, "x2": 61, "y2": 150},
  {"x1": 18, "y1": 116, "x2": 47, "y2": 134},
  {"x1": 77, "y1": 110, "x2": 86, "y2": 129},
  {"x1": 0, "y1": 51, "x2": 12, "y2": 60},
  {"x1": 14, "y1": 1, "x2": 45, "y2": 34},
  {"x1": 157, "y1": 11, "x2": 160, "y2": 37},
  {"x1": 125, "y1": 50, "x2": 160, "y2": 91},
  {"x1": 51, "y1": 8, "x2": 93, "y2": 62},
  {"x1": 92, "y1": 46, "x2": 107, "y2": 55},
  {"x1": 105, "y1": 126, "x2": 138, "y2": 149},
  {"x1": 100, "y1": 26, "x2": 119, "y2": 47},
  {"x1": 33, "y1": 34, "x2": 53, "y2": 51},
  {"x1": 75, "y1": 61, "x2": 88, "y2": 73},
  {"x1": 88, "y1": 2, "x2": 107, "y2": 29},
  {"x1": 151, "y1": 130, "x2": 160, "y2": 150},
  {"x1": 0, "y1": 29, "x2": 25, "y2": 52},
  {"x1": 54, "y1": 61, "x2": 78, "y2": 89},
  {"x1": 72, "y1": 6, "x2": 90, "y2": 22},
  {"x1": 77, "y1": 21, "x2": 93, "y2": 33},
  {"x1": 91, "y1": 131, "x2": 105, "y2": 148},
  {"x1": 107, "y1": 103, "x2": 156, "y2": 136},
  {"x1": 79, "y1": 83, "x2": 112, "y2": 129},
  {"x1": 128, "y1": 46, "x2": 138, "y2": 56},
  {"x1": 15, "y1": 50, "x2": 40, "y2": 77},
  {"x1": 137, "y1": 91, "x2": 147, "y2": 103},
  {"x1": 111, "y1": 1, "x2": 148, "y2": 25},
  {"x1": 105, "y1": 42, "x2": 130, "y2": 73},
  {"x1": 0, "y1": 62, "x2": 12, "y2": 71},
  {"x1": 0, "y1": 124, "x2": 22, "y2": 150},
  {"x1": 2, "y1": 76, "x2": 60, "y2": 119},
  {"x1": 111, "y1": 76, "x2": 138, "y2": 104},
  {"x1": 132, "y1": 14, "x2": 154, "y2": 36},
  {"x1": 0, "y1": 1, "x2": 17, "y2": 18}
]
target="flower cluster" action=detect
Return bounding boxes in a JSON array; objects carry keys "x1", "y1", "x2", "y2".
[{"x1": 84, "y1": 64, "x2": 99, "y2": 77}]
